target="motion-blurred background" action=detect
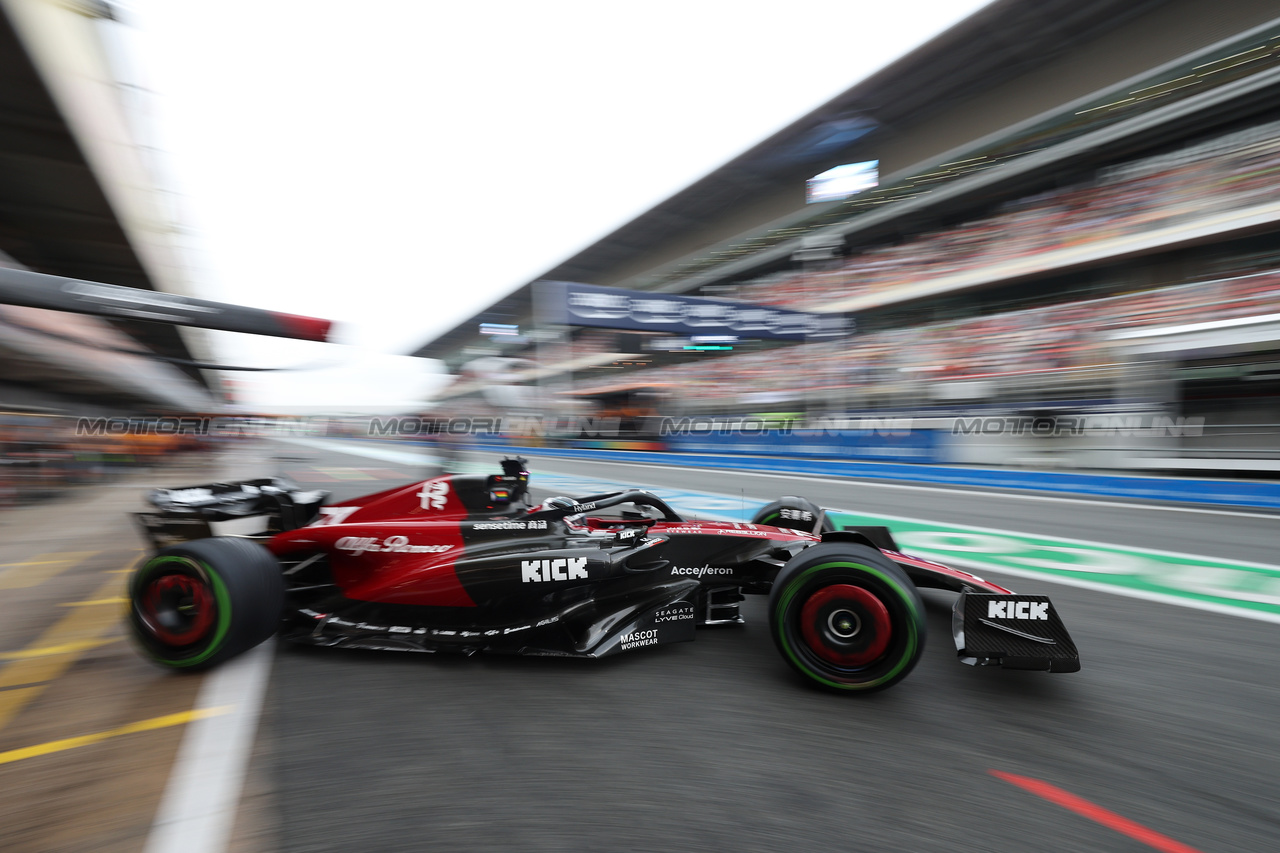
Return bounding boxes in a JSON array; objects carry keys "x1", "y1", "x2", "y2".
[
  {"x1": 6, "y1": 5, "x2": 1280, "y2": 853},
  {"x1": 5, "y1": 0, "x2": 1280, "y2": 495}
]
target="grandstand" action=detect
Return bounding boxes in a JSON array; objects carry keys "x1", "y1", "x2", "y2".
[{"x1": 411, "y1": 0, "x2": 1280, "y2": 472}]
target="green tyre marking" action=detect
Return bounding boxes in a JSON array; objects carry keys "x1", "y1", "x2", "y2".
[
  {"x1": 138, "y1": 556, "x2": 233, "y2": 668},
  {"x1": 775, "y1": 561, "x2": 921, "y2": 691}
]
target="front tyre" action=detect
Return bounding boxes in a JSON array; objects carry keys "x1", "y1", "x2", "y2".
[
  {"x1": 752, "y1": 496, "x2": 834, "y2": 534},
  {"x1": 769, "y1": 543, "x2": 925, "y2": 693},
  {"x1": 128, "y1": 537, "x2": 283, "y2": 671}
]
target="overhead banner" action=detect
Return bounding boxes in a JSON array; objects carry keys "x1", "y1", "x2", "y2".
[
  {"x1": 0, "y1": 266, "x2": 334, "y2": 342},
  {"x1": 535, "y1": 280, "x2": 851, "y2": 340}
]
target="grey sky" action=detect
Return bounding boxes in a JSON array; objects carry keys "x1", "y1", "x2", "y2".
[{"x1": 119, "y1": 0, "x2": 991, "y2": 410}]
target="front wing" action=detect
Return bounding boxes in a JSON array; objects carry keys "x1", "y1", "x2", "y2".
[{"x1": 952, "y1": 591, "x2": 1081, "y2": 672}]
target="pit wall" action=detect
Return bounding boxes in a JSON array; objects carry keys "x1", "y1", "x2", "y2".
[
  {"x1": 481, "y1": 442, "x2": 1280, "y2": 510},
  {"x1": 487, "y1": 413, "x2": 1229, "y2": 471}
]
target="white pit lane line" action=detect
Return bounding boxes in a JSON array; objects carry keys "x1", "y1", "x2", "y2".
[
  {"x1": 138, "y1": 436, "x2": 432, "y2": 853},
  {"x1": 144, "y1": 640, "x2": 274, "y2": 853}
]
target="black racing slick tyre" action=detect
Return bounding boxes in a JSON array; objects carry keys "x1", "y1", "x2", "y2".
[
  {"x1": 768, "y1": 543, "x2": 925, "y2": 693},
  {"x1": 128, "y1": 537, "x2": 284, "y2": 671},
  {"x1": 752, "y1": 496, "x2": 835, "y2": 534}
]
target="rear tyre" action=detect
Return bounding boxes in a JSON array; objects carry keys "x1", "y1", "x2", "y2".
[
  {"x1": 129, "y1": 537, "x2": 283, "y2": 671},
  {"x1": 752, "y1": 496, "x2": 834, "y2": 534},
  {"x1": 769, "y1": 543, "x2": 925, "y2": 693}
]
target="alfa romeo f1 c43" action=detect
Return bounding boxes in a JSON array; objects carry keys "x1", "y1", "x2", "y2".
[{"x1": 128, "y1": 458, "x2": 1079, "y2": 693}]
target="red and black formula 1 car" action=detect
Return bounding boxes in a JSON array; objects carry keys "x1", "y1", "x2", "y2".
[{"x1": 128, "y1": 458, "x2": 1079, "y2": 693}]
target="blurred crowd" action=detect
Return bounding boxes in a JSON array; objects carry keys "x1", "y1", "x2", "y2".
[
  {"x1": 559, "y1": 119, "x2": 1280, "y2": 412},
  {"x1": 737, "y1": 119, "x2": 1280, "y2": 311},
  {"x1": 570, "y1": 270, "x2": 1280, "y2": 408}
]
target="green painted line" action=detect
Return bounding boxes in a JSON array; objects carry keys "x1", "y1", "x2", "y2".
[{"x1": 828, "y1": 509, "x2": 1280, "y2": 623}]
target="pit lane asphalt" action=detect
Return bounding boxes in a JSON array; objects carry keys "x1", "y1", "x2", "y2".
[{"x1": 257, "y1": 441, "x2": 1280, "y2": 853}]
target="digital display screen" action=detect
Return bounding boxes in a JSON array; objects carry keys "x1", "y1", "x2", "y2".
[{"x1": 806, "y1": 160, "x2": 879, "y2": 203}]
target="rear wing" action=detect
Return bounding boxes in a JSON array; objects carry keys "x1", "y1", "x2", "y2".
[{"x1": 134, "y1": 477, "x2": 329, "y2": 549}]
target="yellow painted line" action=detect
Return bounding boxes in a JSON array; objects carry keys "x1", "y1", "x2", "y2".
[
  {"x1": 0, "y1": 551, "x2": 98, "y2": 590},
  {"x1": 0, "y1": 706, "x2": 231, "y2": 767},
  {"x1": 0, "y1": 638, "x2": 118, "y2": 661},
  {"x1": 0, "y1": 687, "x2": 43, "y2": 723},
  {"x1": 58, "y1": 597, "x2": 128, "y2": 607},
  {"x1": 0, "y1": 566, "x2": 133, "y2": 732}
]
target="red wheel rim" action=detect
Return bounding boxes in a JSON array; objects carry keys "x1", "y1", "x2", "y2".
[
  {"x1": 139, "y1": 573, "x2": 215, "y2": 645},
  {"x1": 799, "y1": 584, "x2": 891, "y2": 666}
]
